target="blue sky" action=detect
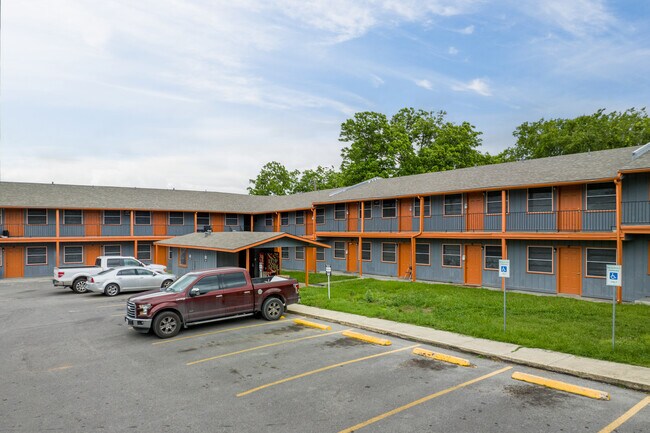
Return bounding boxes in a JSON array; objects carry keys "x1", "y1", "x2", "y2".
[{"x1": 1, "y1": 0, "x2": 649, "y2": 193}]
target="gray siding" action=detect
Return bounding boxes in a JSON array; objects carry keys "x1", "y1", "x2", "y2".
[
  {"x1": 167, "y1": 213, "x2": 194, "y2": 236},
  {"x1": 622, "y1": 235, "x2": 650, "y2": 302},
  {"x1": 24, "y1": 243, "x2": 56, "y2": 277},
  {"x1": 622, "y1": 173, "x2": 650, "y2": 224}
]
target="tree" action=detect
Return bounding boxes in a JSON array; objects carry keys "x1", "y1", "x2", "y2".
[
  {"x1": 293, "y1": 165, "x2": 341, "y2": 193},
  {"x1": 501, "y1": 108, "x2": 650, "y2": 161},
  {"x1": 247, "y1": 161, "x2": 299, "y2": 196}
]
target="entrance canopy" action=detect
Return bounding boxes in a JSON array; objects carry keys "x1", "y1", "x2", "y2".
[{"x1": 155, "y1": 231, "x2": 330, "y2": 252}]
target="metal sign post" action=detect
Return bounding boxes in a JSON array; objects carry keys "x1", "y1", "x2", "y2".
[
  {"x1": 606, "y1": 264, "x2": 622, "y2": 349},
  {"x1": 325, "y1": 264, "x2": 332, "y2": 300},
  {"x1": 499, "y1": 260, "x2": 511, "y2": 332}
]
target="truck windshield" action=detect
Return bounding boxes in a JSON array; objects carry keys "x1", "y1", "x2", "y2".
[{"x1": 162, "y1": 274, "x2": 198, "y2": 293}]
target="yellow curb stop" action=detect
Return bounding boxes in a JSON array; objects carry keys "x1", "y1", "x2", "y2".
[
  {"x1": 512, "y1": 372, "x2": 610, "y2": 400},
  {"x1": 342, "y1": 330, "x2": 391, "y2": 346},
  {"x1": 412, "y1": 347, "x2": 473, "y2": 367},
  {"x1": 293, "y1": 318, "x2": 332, "y2": 331}
]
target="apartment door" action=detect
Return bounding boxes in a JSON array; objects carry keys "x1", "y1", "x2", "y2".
[
  {"x1": 466, "y1": 192, "x2": 484, "y2": 232},
  {"x1": 558, "y1": 247, "x2": 582, "y2": 295},
  {"x1": 211, "y1": 213, "x2": 224, "y2": 232},
  {"x1": 398, "y1": 242, "x2": 412, "y2": 278},
  {"x1": 84, "y1": 210, "x2": 101, "y2": 236},
  {"x1": 4, "y1": 209, "x2": 24, "y2": 237},
  {"x1": 346, "y1": 241, "x2": 358, "y2": 273},
  {"x1": 153, "y1": 212, "x2": 167, "y2": 236},
  {"x1": 4, "y1": 246, "x2": 24, "y2": 278},
  {"x1": 558, "y1": 186, "x2": 582, "y2": 231},
  {"x1": 464, "y1": 245, "x2": 482, "y2": 286},
  {"x1": 84, "y1": 244, "x2": 100, "y2": 265},
  {"x1": 399, "y1": 199, "x2": 413, "y2": 232},
  {"x1": 348, "y1": 202, "x2": 359, "y2": 232}
]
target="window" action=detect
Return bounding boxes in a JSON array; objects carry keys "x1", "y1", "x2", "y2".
[
  {"x1": 168, "y1": 249, "x2": 173, "y2": 260},
  {"x1": 361, "y1": 242, "x2": 372, "y2": 261},
  {"x1": 179, "y1": 248, "x2": 188, "y2": 266},
  {"x1": 117, "y1": 268, "x2": 137, "y2": 276},
  {"x1": 333, "y1": 241, "x2": 345, "y2": 259},
  {"x1": 316, "y1": 208, "x2": 325, "y2": 224},
  {"x1": 226, "y1": 214, "x2": 239, "y2": 226},
  {"x1": 334, "y1": 204, "x2": 346, "y2": 220},
  {"x1": 169, "y1": 212, "x2": 184, "y2": 225},
  {"x1": 527, "y1": 246, "x2": 553, "y2": 274},
  {"x1": 265, "y1": 214, "x2": 273, "y2": 227},
  {"x1": 103, "y1": 210, "x2": 121, "y2": 225},
  {"x1": 63, "y1": 210, "x2": 83, "y2": 225},
  {"x1": 484, "y1": 245, "x2": 502, "y2": 270},
  {"x1": 381, "y1": 243, "x2": 396, "y2": 263},
  {"x1": 106, "y1": 258, "x2": 124, "y2": 267},
  {"x1": 124, "y1": 258, "x2": 141, "y2": 267},
  {"x1": 362, "y1": 201, "x2": 372, "y2": 219},
  {"x1": 415, "y1": 243, "x2": 430, "y2": 265},
  {"x1": 444, "y1": 195, "x2": 462, "y2": 216},
  {"x1": 136, "y1": 268, "x2": 154, "y2": 276},
  {"x1": 586, "y1": 183, "x2": 615, "y2": 211},
  {"x1": 137, "y1": 243, "x2": 152, "y2": 261},
  {"x1": 26, "y1": 246, "x2": 47, "y2": 265},
  {"x1": 103, "y1": 245, "x2": 121, "y2": 256},
  {"x1": 382, "y1": 200, "x2": 397, "y2": 218},
  {"x1": 316, "y1": 247, "x2": 325, "y2": 261},
  {"x1": 295, "y1": 211, "x2": 305, "y2": 225},
  {"x1": 414, "y1": 197, "x2": 431, "y2": 217},
  {"x1": 281, "y1": 247, "x2": 289, "y2": 259},
  {"x1": 197, "y1": 212, "x2": 210, "y2": 227},
  {"x1": 295, "y1": 246, "x2": 305, "y2": 260},
  {"x1": 528, "y1": 187, "x2": 553, "y2": 213},
  {"x1": 64, "y1": 246, "x2": 83, "y2": 264},
  {"x1": 194, "y1": 275, "x2": 220, "y2": 294},
  {"x1": 221, "y1": 272, "x2": 247, "y2": 289},
  {"x1": 281, "y1": 212, "x2": 289, "y2": 226},
  {"x1": 27, "y1": 209, "x2": 47, "y2": 225},
  {"x1": 135, "y1": 211, "x2": 151, "y2": 225},
  {"x1": 442, "y1": 244, "x2": 461, "y2": 267},
  {"x1": 486, "y1": 191, "x2": 509, "y2": 214},
  {"x1": 586, "y1": 248, "x2": 616, "y2": 278}
]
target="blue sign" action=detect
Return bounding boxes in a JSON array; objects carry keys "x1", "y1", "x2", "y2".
[{"x1": 606, "y1": 265, "x2": 621, "y2": 287}]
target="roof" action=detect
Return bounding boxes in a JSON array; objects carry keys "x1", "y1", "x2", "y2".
[{"x1": 154, "y1": 231, "x2": 330, "y2": 252}]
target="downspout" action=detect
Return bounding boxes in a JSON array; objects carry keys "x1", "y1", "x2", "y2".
[{"x1": 614, "y1": 173, "x2": 623, "y2": 303}]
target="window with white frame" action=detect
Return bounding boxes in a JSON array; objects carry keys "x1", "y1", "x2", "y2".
[
  {"x1": 444, "y1": 195, "x2": 462, "y2": 216},
  {"x1": 63, "y1": 210, "x2": 83, "y2": 225},
  {"x1": 527, "y1": 246, "x2": 553, "y2": 273},
  {"x1": 586, "y1": 183, "x2": 616, "y2": 211},
  {"x1": 484, "y1": 245, "x2": 502, "y2": 270},
  {"x1": 64, "y1": 246, "x2": 83, "y2": 264},
  {"x1": 295, "y1": 211, "x2": 305, "y2": 225},
  {"x1": 169, "y1": 212, "x2": 184, "y2": 225},
  {"x1": 382, "y1": 200, "x2": 397, "y2": 218},
  {"x1": 295, "y1": 246, "x2": 305, "y2": 260},
  {"x1": 333, "y1": 241, "x2": 345, "y2": 259},
  {"x1": 381, "y1": 243, "x2": 396, "y2": 263},
  {"x1": 26, "y1": 246, "x2": 47, "y2": 265},
  {"x1": 316, "y1": 208, "x2": 325, "y2": 224},
  {"x1": 415, "y1": 242, "x2": 430, "y2": 265},
  {"x1": 486, "y1": 191, "x2": 509, "y2": 214},
  {"x1": 280, "y1": 212, "x2": 289, "y2": 226},
  {"x1": 197, "y1": 212, "x2": 210, "y2": 227},
  {"x1": 586, "y1": 248, "x2": 616, "y2": 277},
  {"x1": 281, "y1": 247, "x2": 289, "y2": 259},
  {"x1": 265, "y1": 214, "x2": 273, "y2": 227},
  {"x1": 442, "y1": 244, "x2": 461, "y2": 267},
  {"x1": 334, "y1": 204, "x2": 346, "y2": 220},
  {"x1": 414, "y1": 197, "x2": 431, "y2": 217},
  {"x1": 361, "y1": 242, "x2": 372, "y2": 261},
  {"x1": 226, "y1": 214, "x2": 239, "y2": 226},
  {"x1": 316, "y1": 247, "x2": 325, "y2": 261},
  {"x1": 137, "y1": 243, "x2": 152, "y2": 261},
  {"x1": 134, "y1": 211, "x2": 151, "y2": 225},
  {"x1": 103, "y1": 210, "x2": 121, "y2": 225},
  {"x1": 27, "y1": 209, "x2": 47, "y2": 225},
  {"x1": 103, "y1": 245, "x2": 121, "y2": 256},
  {"x1": 528, "y1": 188, "x2": 553, "y2": 213}
]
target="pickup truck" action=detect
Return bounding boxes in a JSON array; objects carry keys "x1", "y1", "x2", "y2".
[
  {"x1": 124, "y1": 267, "x2": 300, "y2": 338},
  {"x1": 54, "y1": 256, "x2": 167, "y2": 293}
]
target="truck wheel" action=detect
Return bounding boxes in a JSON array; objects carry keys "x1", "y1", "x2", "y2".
[
  {"x1": 161, "y1": 279, "x2": 173, "y2": 289},
  {"x1": 153, "y1": 311, "x2": 181, "y2": 338},
  {"x1": 72, "y1": 278, "x2": 88, "y2": 294},
  {"x1": 104, "y1": 283, "x2": 120, "y2": 297},
  {"x1": 261, "y1": 297, "x2": 284, "y2": 321}
]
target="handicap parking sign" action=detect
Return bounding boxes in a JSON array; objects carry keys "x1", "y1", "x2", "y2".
[
  {"x1": 606, "y1": 265, "x2": 621, "y2": 286},
  {"x1": 498, "y1": 260, "x2": 510, "y2": 278}
]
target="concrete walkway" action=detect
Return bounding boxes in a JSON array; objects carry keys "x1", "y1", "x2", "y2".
[{"x1": 288, "y1": 304, "x2": 650, "y2": 392}]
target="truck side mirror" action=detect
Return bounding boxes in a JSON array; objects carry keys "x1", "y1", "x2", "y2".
[{"x1": 189, "y1": 287, "x2": 200, "y2": 297}]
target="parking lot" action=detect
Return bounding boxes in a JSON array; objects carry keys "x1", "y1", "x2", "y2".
[{"x1": 0, "y1": 279, "x2": 647, "y2": 433}]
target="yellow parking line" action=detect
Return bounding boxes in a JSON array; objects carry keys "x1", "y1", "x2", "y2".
[
  {"x1": 342, "y1": 330, "x2": 391, "y2": 346},
  {"x1": 153, "y1": 320, "x2": 285, "y2": 345},
  {"x1": 47, "y1": 365, "x2": 74, "y2": 372},
  {"x1": 293, "y1": 318, "x2": 332, "y2": 331},
  {"x1": 237, "y1": 344, "x2": 420, "y2": 397},
  {"x1": 598, "y1": 395, "x2": 650, "y2": 433},
  {"x1": 186, "y1": 330, "x2": 347, "y2": 366},
  {"x1": 413, "y1": 348, "x2": 473, "y2": 367},
  {"x1": 512, "y1": 372, "x2": 610, "y2": 400},
  {"x1": 338, "y1": 366, "x2": 513, "y2": 433}
]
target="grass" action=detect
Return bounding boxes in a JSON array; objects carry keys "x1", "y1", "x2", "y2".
[
  {"x1": 282, "y1": 270, "x2": 358, "y2": 285},
  {"x1": 298, "y1": 278, "x2": 650, "y2": 367}
]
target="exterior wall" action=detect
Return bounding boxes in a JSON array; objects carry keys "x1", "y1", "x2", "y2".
[
  {"x1": 166, "y1": 213, "x2": 194, "y2": 236},
  {"x1": 24, "y1": 209, "x2": 57, "y2": 237},
  {"x1": 168, "y1": 247, "x2": 238, "y2": 276},
  {"x1": 622, "y1": 172, "x2": 650, "y2": 224},
  {"x1": 254, "y1": 214, "x2": 275, "y2": 232},
  {"x1": 279, "y1": 211, "x2": 307, "y2": 236},
  {"x1": 23, "y1": 243, "x2": 56, "y2": 277},
  {"x1": 102, "y1": 211, "x2": 131, "y2": 236},
  {"x1": 622, "y1": 235, "x2": 650, "y2": 301}
]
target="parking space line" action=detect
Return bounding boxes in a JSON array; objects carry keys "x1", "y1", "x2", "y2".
[
  {"x1": 47, "y1": 364, "x2": 74, "y2": 372},
  {"x1": 293, "y1": 318, "x2": 332, "y2": 330},
  {"x1": 598, "y1": 395, "x2": 650, "y2": 433},
  {"x1": 413, "y1": 347, "x2": 473, "y2": 367},
  {"x1": 338, "y1": 366, "x2": 513, "y2": 433},
  {"x1": 152, "y1": 320, "x2": 287, "y2": 345},
  {"x1": 512, "y1": 372, "x2": 610, "y2": 400},
  {"x1": 110, "y1": 313, "x2": 124, "y2": 317},
  {"x1": 237, "y1": 344, "x2": 420, "y2": 397},
  {"x1": 186, "y1": 330, "x2": 348, "y2": 366},
  {"x1": 342, "y1": 330, "x2": 391, "y2": 346},
  {"x1": 95, "y1": 304, "x2": 125, "y2": 309}
]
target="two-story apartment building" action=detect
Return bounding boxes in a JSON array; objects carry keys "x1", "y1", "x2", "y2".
[{"x1": 2, "y1": 146, "x2": 650, "y2": 302}]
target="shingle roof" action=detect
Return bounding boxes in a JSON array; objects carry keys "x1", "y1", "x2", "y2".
[{"x1": 155, "y1": 231, "x2": 328, "y2": 251}]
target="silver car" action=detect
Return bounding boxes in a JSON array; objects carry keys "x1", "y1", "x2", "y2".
[{"x1": 86, "y1": 267, "x2": 176, "y2": 297}]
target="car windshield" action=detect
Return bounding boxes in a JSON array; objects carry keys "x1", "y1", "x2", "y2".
[{"x1": 162, "y1": 274, "x2": 198, "y2": 293}]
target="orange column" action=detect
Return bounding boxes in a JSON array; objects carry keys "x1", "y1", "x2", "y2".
[
  {"x1": 130, "y1": 211, "x2": 134, "y2": 236},
  {"x1": 615, "y1": 176, "x2": 623, "y2": 303},
  {"x1": 55, "y1": 209, "x2": 60, "y2": 267},
  {"x1": 360, "y1": 201, "x2": 365, "y2": 233},
  {"x1": 501, "y1": 190, "x2": 507, "y2": 291},
  {"x1": 194, "y1": 212, "x2": 197, "y2": 232},
  {"x1": 55, "y1": 209, "x2": 60, "y2": 238},
  {"x1": 250, "y1": 215, "x2": 254, "y2": 232},
  {"x1": 246, "y1": 248, "x2": 250, "y2": 272},
  {"x1": 358, "y1": 236, "x2": 363, "y2": 277},
  {"x1": 134, "y1": 240, "x2": 138, "y2": 260},
  {"x1": 311, "y1": 208, "x2": 316, "y2": 239}
]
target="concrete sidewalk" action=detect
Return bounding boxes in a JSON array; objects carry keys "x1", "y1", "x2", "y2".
[{"x1": 288, "y1": 304, "x2": 650, "y2": 392}]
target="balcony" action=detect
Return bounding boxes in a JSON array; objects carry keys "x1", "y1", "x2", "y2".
[{"x1": 622, "y1": 201, "x2": 650, "y2": 225}]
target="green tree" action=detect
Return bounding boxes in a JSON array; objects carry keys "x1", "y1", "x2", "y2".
[
  {"x1": 293, "y1": 165, "x2": 341, "y2": 193},
  {"x1": 501, "y1": 108, "x2": 650, "y2": 161},
  {"x1": 247, "y1": 161, "x2": 299, "y2": 196}
]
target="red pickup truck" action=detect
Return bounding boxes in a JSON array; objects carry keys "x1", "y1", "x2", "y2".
[{"x1": 125, "y1": 267, "x2": 300, "y2": 338}]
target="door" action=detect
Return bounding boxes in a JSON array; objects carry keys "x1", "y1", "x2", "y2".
[
  {"x1": 558, "y1": 247, "x2": 582, "y2": 295},
  {"x1": 220, "y1": 271, "x2": 255, "y2": 315},
  {"x1": 153, "y1": 212, "x2": 167, "y2": 236},
  {"x1": 466, "y1": 192, "x2": 484, "y2": 232},
  {"x1": 185, "y1": 275, "x2": 225, "y2": 322},
  {"x1": 347, "y1": 241, "x2": 358, "y2": 272},
  {"x1": 4, "y1": 209, "x2": 24, "y2": 237},
  {"x1": 464, "y1": 245, "x2": 482, "y2": 286},
  {"x1": 399, "y1": 199, "x2": 413, "y2": 232},
  {"x1": 348, "y1": 202, "x2": 359, "y2": 232},
  {"x1": 398, "y1": 242, "x2": 412, "y2": 278},
  {"x1": 211, "y1": 213, "x2": 224, "y2": 232},
  {"x1": 84, "y1": 210, "x2": 100, "y2": 236},
  {"x1": 4, "y1": 246, "x2": 24, "y2": 278},
  {"x1": 558, "y1": 186, "x2": 582, "y2": 231},
  {"x1": 115, "y1": 268, "x2": 140, "y2": 290},
  {"x1": 85, "y1": 244, "x2": 100, "y2": 265}
]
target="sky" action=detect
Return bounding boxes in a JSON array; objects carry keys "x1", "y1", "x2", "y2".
[{"x1": 1, "y1": 0, "x2": 649, "y2": 194}]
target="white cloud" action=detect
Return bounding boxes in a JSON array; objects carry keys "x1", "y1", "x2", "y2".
[
  {"x1": 448, "y1": 46, "x2": 459, "y2": 55},
  {"x1": 523, "y1": 0, "x2": 615, "y2": 36},
  {"x1": 415, "y1": 79, "x2": 434, "y2": 90},
  {"x1": 458, "y1": 25, "x2": 475, "y2": 34},
  {"x1": 370, "y1": 74, "x2": 385, "y2": 87},
  {"x1": 452, "y1": 78, "x2": 492, "y2": 96}
]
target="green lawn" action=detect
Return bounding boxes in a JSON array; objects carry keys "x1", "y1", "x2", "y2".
[
  {"x1": 282, "y1": 270, "x2": 358, "y2": 285},
  {"x1": 298, "y1": 278, "x2": 650, "y2": 367}
]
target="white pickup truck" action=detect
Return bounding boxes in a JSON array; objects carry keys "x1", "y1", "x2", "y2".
[{"x1": 53, "y1": 256, "x2": 167, "y2": 293}]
